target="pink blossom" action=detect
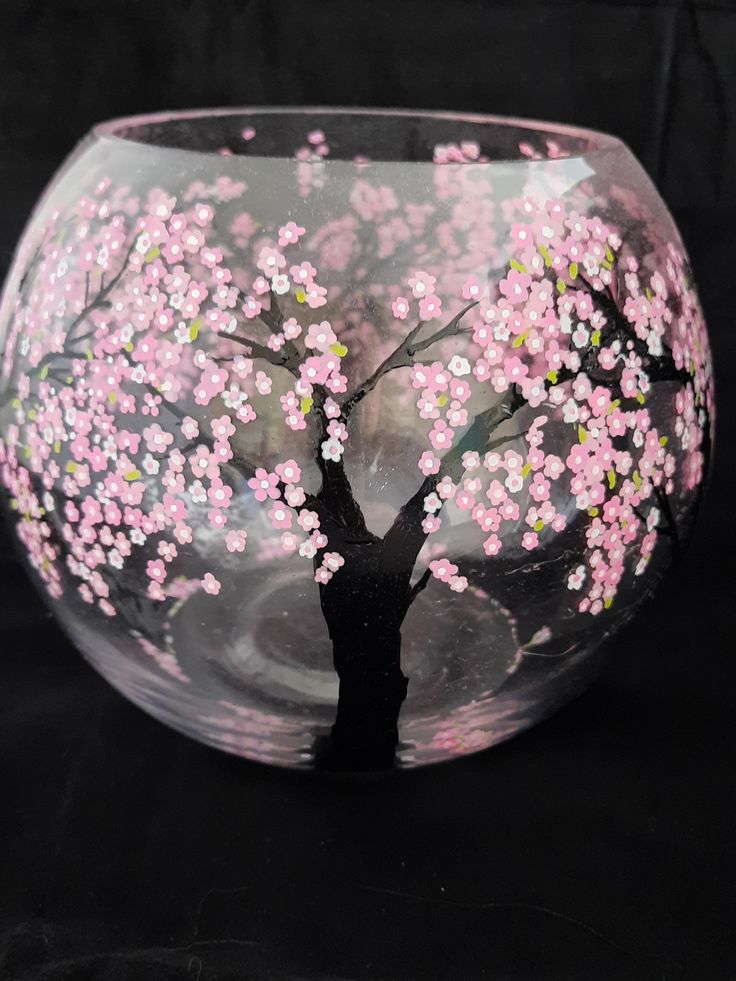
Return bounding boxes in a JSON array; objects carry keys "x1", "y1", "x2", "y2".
[
  {"x1": 248, "y1": 468, "x2": 280, "y2": 502},
  {"x1": 225, "y1": 529, "x2": 247, "y2": 553},
  {"x1": 521, "y1": 531, "x2": 539, "y2": 551},
  {"x1": 322, "y1": 552, "x2": 345, "y2": 573},
  {"x1": 297, "y1": 509, "x2": 320, "y2": 532},
  {"x1": 157, "y1": 541, "x2": 178, "y2": 562},
  {"x1": 268, "y1": 503, "x2": 292, "y2": 530},
  {"x1": 201, "y1": 573, "x2": 221, "y2": 595},
  {"x1": 429, "y1": 558, "x2": 459, "y2": 583},
  {"x1": 419, "y1": 294, "x2": 442, "y2": 321},
  {"x1": 408, "y1": 270, "x2": 436, "y2": 298},
  {"x1": 280, "y1": 532, "x2": 299, "y2": 553},
  {"x1": 207, "y1": 480, "x2": 233, "y2": 509},
  {"x1": 162, "y1": 494, "x2": 188, "y2": 522},
  {"x1": 429, "y1": 420, "x2": 453, "y2": 451},
  {"x1": 282, "y1": 317, "x2": 302, "y2": 340},
  {"x1": 256, "y1": 246, "x2": 286, "y2": 276},
  {"x1": 392, "y1": 296, "x2": 410, "y2": 320},
  {"x1": 142, "y1": 423, "x2": 174, "y2": 454},
  {"x1": 211, "y1": 415, "x2": 236, "y2": 440},
  {"x1": 499, "y1": 269, "x2": 532, "y2": 304},
  {"x1": 284, "y1": 484, "x2": 306, "y2": 507},
  {"x1": 278, "y1": 222, "x2": 305, "y2": 247},
  {"x1": 255, "y1": 371, "x2": 272, "y2": 395},
  {"x1": 462, "y1": 275, "x2": 483, "y2": 300},
  {"x1": 290, "y1": 260, "x2": 317, "y2": 285},
  {"x1": 146, "y1": 559, "x2": 167, "y2": 583},
  {"x1": 275, "y1": 459, "x2": 302, "y2": 484},
  {"x1": 418, "y1": 451, "x2": 441, "y2": 476},
  {"x1": 305, "y1": 320, "x2": 337, "y2": 352},
  {"x1": 173, "y1": 523, "x2": 193, "y2": 545}
]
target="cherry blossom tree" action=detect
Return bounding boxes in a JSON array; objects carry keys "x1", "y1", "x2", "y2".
[{"x1": 0, "y1": 131, "x2": 712, "y2": 768}]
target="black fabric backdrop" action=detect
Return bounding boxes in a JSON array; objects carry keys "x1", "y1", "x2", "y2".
[{"x1": 1, "y1": 2, "x2": 734, "y2": 979}]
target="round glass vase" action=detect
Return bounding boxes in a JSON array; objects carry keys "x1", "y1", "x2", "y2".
[{"x1": 0, "y1": 108, "x2": 713, "y2": 770}]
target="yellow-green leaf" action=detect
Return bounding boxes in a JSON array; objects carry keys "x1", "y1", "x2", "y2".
[
  {"x1": 295, "y1": 288, "x2": 307, "y2": 304},
  {"x1": 512, "y1": 331, "x2": 528, "y2": 348},
  {"x1": 510, "y1": 259, "x2": 528, "y2": 273},
  {"x1": 300, "y1": 396, "x2": 313, "y2": 414},
  {"x1": 555, "y1": 278, "x2": 566, "y2": 294},
  {"x1": 607, "y1": 399, "x2": 620, "y2": 415},
  {"x1": 65, "y1": 461, "x2": 77, "y2": 474},
  {"x1": 588, "y1": 506, "x2": 599, "y2": 517},
  {"x1": 53, "y1": 440, "x2": 61, "y2": 454},
  {"x1": 568, "y1": 262, "x2": 579, "y2": 280},
  {"x1": 632, "y1": 470, "x2": 642, "y2": 489},
  {"x1": 108, "y1": 391, "x2": 117, "y2": 404},
  {"x1": 85, "y1": 350, "x2": 93, "y2": 360},
  {"x1": 124, "y1": 469, "x2": 142, "y2": 481},
  {"x1": 189, "y1": 318, "x2": 203, "y2": 342},
  {"x1": 578, "y1": 425, "x2": 588, "y2": 444},
  {"x1": 145, "y1": 246, "x2": 160, "y2": 262},
  {"x1": 591, "y1": 329, "x2": 601, "y2": 347},
  {"x1": 436, "y1": 393, "x2": 449, "y2": 407},
  {"x1": 546, "y1": 369, "x2": 559, "y2": 385},
  {"x1": 635, "y1": 392, "x2": 646, "y2": 405},
  {"x1": 605, "y1": 246, "x2": 614, "y2": 263},
  {"x1": 521, "y1": 462, "x2": 532, "y2": 477},
  {"x1": 330, "y1": 342, "x2": 349, "y2": 358},
  {"x1": 604, "y1": 596, "x2": 614, "y2": 610},
  {"x1": 645, "y1": 287, "x2": 653, "y2": 302},
  {"x1": 534, "y1": 519, "x2": 544, "y2": 532},
  {"x1": 39, "y1": 364, "x2": 49, "y2": 380},
  {"x1": 607, "y1": 469, "x2": 616, "y2": 490},
  {"x1": 659, "y1": 435, "x2": 668, "y2": 447},
  {"x1": 539, "y1": 245, "x2": 552, "y2": 267}
]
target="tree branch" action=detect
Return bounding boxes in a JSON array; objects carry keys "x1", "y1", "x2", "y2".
[
  {"x1": 653, "y1": 482, "x2": 681, "y2": 558},
  {"x1": 382, "y1": 387, "x2": 527, "y2": 565},
  {"x1": 226, "y1": 332, "x2": 297, "y2": 373},
  {"x1": 341, "y1": 301, "x2": 478, "y2": 419},
  {"x1": 407, "y1": 566, "x2": 432, "y2": 606}
]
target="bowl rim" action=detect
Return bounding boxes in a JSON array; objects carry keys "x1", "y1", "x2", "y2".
[{"x1": 92, "y1": 105, "x2": 625, "y2": 164}]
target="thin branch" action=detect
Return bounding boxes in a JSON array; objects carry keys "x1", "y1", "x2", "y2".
[
  {"x1": 653, "y1": 482, "x2": 681, "y2": 558},
  {"x1": 226, "y1": 332, "x2": 296, "y2": 373},
  {"x1": 407, "y1": 567, "x2": 432, "y2": 606},
  {"x1": 21, "y1": 240, "x2": 139, "y2": 383},
  {"x1": 408, "y1": 300, "x2": 479, "y2": 357},
  {"x1": 234, "y1": 286, "x2": 302, "y2": 363},
  {"x1": 382, "y1": 388, "x2": 527, "y2": 564},
  {"x1": 341, "y1": 301, "x2": 478, "y2": 419}
]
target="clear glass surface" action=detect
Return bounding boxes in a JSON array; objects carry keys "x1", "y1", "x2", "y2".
[{"x1": 0, "y1": 108, "x2": 714, "y2": 768}]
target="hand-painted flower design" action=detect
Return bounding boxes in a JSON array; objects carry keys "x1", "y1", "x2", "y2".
[{"x1": 0, "y1": 112, "x2": 713, "y2": 771}]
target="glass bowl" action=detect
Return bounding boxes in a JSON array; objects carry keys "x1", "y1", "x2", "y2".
[{"x1": 0, "y1": 108, "x2": 713, "y2": 769}]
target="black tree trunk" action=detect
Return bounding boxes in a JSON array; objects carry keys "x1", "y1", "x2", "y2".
[{"x1": 315, "y1": 540, "x2": 413, "y2": 771}]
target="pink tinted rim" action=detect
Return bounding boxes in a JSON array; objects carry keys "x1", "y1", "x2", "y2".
[{"x1": 92, "y1": 106, "x2": 624, "y2": 163}]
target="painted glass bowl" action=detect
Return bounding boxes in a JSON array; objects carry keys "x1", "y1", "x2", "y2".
[{"x1": 0, "y1": 108, "x2": 713, "y2": 770}]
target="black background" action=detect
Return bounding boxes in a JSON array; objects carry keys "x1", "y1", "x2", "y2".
[{"x1": 1, "y1": 2, "x2": 734, "y2": 979}]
